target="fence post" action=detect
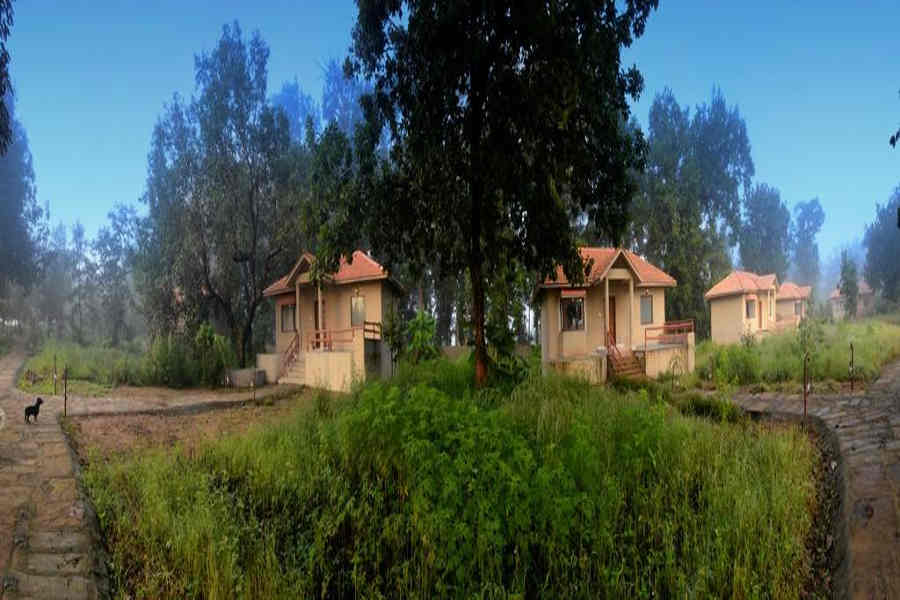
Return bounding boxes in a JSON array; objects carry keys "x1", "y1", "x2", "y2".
[
  {"x1": 53, "y1": 354, "x2": 57, "y2": 395},
  {"x1": 849, "y1": 343, "x2": 855, "y2": 393},
  {"x1": 803, "y1": 352, "x2": 810, "y2": 422}
]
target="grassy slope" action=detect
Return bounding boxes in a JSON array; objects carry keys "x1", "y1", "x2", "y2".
[
  {"x1": 83, "y1": 360, "x2": 817, "y2": 599},
  {"x1": 18, "y1": 339, "x2": 142, "y2": 395},
  {"x1": 691, "y1": 315, "x2": 900, "y2": 390}
]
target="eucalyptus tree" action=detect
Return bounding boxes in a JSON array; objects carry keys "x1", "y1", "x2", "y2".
[
  {"x1": 136, "y1": 23, "x2": 295, "y2": 365},
  {"x1": 792, "y1": 198, "x2": 826, "y2": 289},
  {"x1": 346, "y1": 0, "x2": 657, "y2": 384},
  {"x1": 739, "y1": 183, "x2": 791, "y2": 282}
]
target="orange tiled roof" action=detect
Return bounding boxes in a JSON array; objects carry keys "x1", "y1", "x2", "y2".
[
  {"x1": 263, "y1": 250, "x2": 391, "y2": 297},
  {"x1": 704, "y1": 270, "x2": 778, "y2": 301},
  {"x1": 778, "y1": 281, "x2": 812, "y2": 301},
  {"x1": 540, "y1": 247, "x2": 676, "y2": 288}
]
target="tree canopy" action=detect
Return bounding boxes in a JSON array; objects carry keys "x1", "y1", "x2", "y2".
[
  {"x1": 792, "y1": 198, "x2": 825, "y2": 289},
  {"x1": 345, "y1": 0, "x2": 658, "y2": 384},
  {"x1": 739, "y1": 183, "x2": 791, "y2": 281},
  {"x1": 627, "y1": 87, "x2": 753, "y2": 337},
  {"x1": 864, "y1": 187, "x2": 900, "y2": 301}
]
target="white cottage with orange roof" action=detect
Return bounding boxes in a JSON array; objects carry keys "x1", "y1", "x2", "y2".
[
  {"x1": 705, "y1": 270, "x2": 778, "y2": 344},
  {"x1": 535, "y1": 247, "x2": 695, "y2": 382},
  {"x1": 257, "y1": 249, "x2": 405, "y2": 391}
]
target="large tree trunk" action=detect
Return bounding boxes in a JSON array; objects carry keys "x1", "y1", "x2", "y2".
[{"x1": 469, "y1": 258, "x2": 488, "y2": 386}]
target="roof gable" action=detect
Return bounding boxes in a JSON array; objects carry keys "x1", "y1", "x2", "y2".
[
  {"x1": 264, "y1": 250, "x2": 396, "y2": 297},
  {"x1": 705, "y1": 270, "x2": 778, "y2": 301},
  {"x1": 540, "y1": 247, "x2": 676, "y2": 288}
]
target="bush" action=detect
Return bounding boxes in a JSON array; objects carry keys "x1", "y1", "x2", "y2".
[{"x1": 86, "y1": 362, "x2": 818, "y2": 599}]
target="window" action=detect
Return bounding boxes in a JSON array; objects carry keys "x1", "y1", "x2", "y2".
[
  {"x1": 795, "y1": 301, "x2": 801, "y2": 316},
  {"x1": 745, "y1": 299, "x2": 756, "y2": 320},
  {"x1": 351, "y1": 296, "x2": 366, "y2": 327},
  {"x1": 560, "y1": 297, "x2": 584, "y2": 331},
  {"x1": 281, "y1": 304, "x2": 296, "y2": 333},
  {"x1": 640, "y1": 295, "x2": 653, "y2": 325}
]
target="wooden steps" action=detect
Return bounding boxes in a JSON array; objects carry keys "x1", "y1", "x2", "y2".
[
  {"x1": 279, "y1": 356, "x2": 305, "y2": 386},
  {"x1": 609, "y1": 351, "x2": 643, "y2": 379}
]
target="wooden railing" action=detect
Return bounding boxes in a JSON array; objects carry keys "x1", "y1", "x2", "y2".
[
  {"x1": 643, "y1": 320, "x2": 694, "y2": 352},
  {"x1": 306, "y1": 321, "x2": 383, "y2": 352},
  {"x1": 279, "y1": 333, "x2": 300, "y2": 375},
  {"x1": 606, "y1": 330, "x2": 623, "y2": 363}
]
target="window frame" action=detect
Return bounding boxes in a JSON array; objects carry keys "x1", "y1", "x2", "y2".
[
  {"x1": 351, "y1": 295, "x2": 366, "y2": 327},
  {"x1": 560, "y1": 297, "x2": 585, "y2": 332},
  {"x1": 640, "y1": 294, "x2": 653, "y2": 325},
  {"x1": 794, "y1": 301, "x2": 801, "y2": 316},
  {"x1": 745, "y1": 298, "x2": 756, "y2": 320},
  {"x1": 280, "y1": 303, "x2": 296, "y2": 333}
]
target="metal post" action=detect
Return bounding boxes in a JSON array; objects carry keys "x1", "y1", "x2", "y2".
[
  {"x1": 850, "y1": 343, "x2": 855, "y2": 393},
  {"x1": 53, "y1": 354, "x2": 57, "y2": 395},
  {"x1": 63, "y1": 366, "x2": 68, "y2": 417},
  {"x1": 803, "y1": 352, "x2": 810, "y2": 421}
]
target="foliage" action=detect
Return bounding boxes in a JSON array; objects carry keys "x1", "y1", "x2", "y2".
[
  {"x1": 739, "y1": 183, "x2": 791, "y2": 281},
  {"x1": 134, "y1": 22, "x2": 295, "y2": 367},
  {"x1": 405, "y1": 310, "x2": 439, "y2": 364},
  {"x1": 19, "y1": 330, "x2": 237, "y2": 393},
  {"x1": 0, "y1": 92, "x2": 44, "y2": 295},
  {"x1": 863, "y1": 187, "x2": 900, "y2": 301},
  {"x1": 695, "y1": 315, "x2": 900, "y2": 386},
  {"x1": 345, "y1": 0, "x2": 658, "y2": 385},
  {"x1": 839, "y1": 250, "x2": 859, "y2": 319},
  {"x1": 93, "y1": 204, "x2": 138, "y2": 347},
  {"x1": 792, "y1": 198, "x2": 825, "y2": 288},
  {"x1": 627, "y1": 87, "x2": 754, "y2": 338},
  {"x1": 85, "y1": 361, "x2": 817, "y2": 599}
]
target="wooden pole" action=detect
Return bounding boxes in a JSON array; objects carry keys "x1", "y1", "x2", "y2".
[
  {"x1": 63, "y1": 366, "x2": 68, "y2": 417},
  {"x1": 802, "y1": 353, "x2": 810, "y2": 422},
  {"x1": 53, "y1": 354, "x2": 57, "y2": 395},
  {"x1": 850, "y1": 343, "x2": 855, "y2": 393}
]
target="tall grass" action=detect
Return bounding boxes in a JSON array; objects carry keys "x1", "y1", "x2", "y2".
[
  {"x1": 85, "y1": 359, "x2": 818, "y2": 599},
  {"x1": 695, "y1": 315, "x2": 900, "y2": 387},
  {"x1": 20, "y1": 329, "x2": 236, "y2": 394}
]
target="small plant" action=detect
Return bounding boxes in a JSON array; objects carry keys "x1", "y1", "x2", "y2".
[{"x1": 406, "y1": 310, "x2": 439, "y2": 363}]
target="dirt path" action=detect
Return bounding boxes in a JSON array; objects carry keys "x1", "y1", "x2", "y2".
[
  {"x1": 734, "y1": 359, "x2": 900, "y2": 600},
  {"x1": 0, "y1": 351, "x2": 102, "y2": 600}
]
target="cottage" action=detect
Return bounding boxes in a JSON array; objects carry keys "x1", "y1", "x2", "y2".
[
  {"x1": 705, "y1": 270, "x2": 778, "y2": 345},
  {"x1": 536, "y1": 247, "x2": 695, "y2": 383},
  {"x1": 775, "y1": 281, "x2": 812, "y2": 330},
  {"x1": 257, "y1": 250, "x2": 404, "y2": 392},
  {"x1": 829, "y1": 280, "x2": 875, "y2": 320}
]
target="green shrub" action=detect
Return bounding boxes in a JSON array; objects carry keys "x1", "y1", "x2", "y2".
[
  {"x1": 406, "y1": 310, "x2": 440, "y2": 363},
  {"x1": 86, "y1": 362, "x2": 818, "y2": 599}
]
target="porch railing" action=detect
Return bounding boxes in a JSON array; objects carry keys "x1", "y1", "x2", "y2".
[
  {"x1": 279, "y1": 333, "x2": 300, "y2": 375},
  {"x1": 306, "y1": 321, "x2": 383, "y2": 352},
  {"x1": 643, "y1": 320, "x2": 694, "y2": 352},
  {"x1": 606, "y1": 331, "x2": 623, "y2": 362}
]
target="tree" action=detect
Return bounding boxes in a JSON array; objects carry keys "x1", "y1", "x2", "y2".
[
  {"x1": 135, "y1": 23, "x2": 295, "y2": 365},
  {"x1": 739, "y1": 183, "x2": 791, "y2": 281},
  {"x1": 94, "y1": 204, "x2": 137, "y2": 346},
  {"x1": 792, "y1": 198, "x2": 825, "y2": 289},
  {"x1": 36, "y1": 223, "x2": 70, "y2": 338},
  {"x1": 0, "y1": 1, "x2": 14, "y2": 154},
  {"x1": 839, "y1": 249, "x2": 859, "y2": 319},
  {"x1": 627, "y1": 88, "x2": 754, "y2": 338},
  {"x1": 346, "y1": 0, "x2": 657, "y2": 385},
  {"x1": 864, "y1": 187, "x2": 900, "y2": 301},
  {"x1": 321, "y1": 58, "x2": 369, "y2": 140},
  {"x1": 69, "y1": 222, "x2": 96, "y2": 344},
  {"x1": 0, "y1": 93, "x2": 43, "y2": 294},
  {"x1": 271, "y1": 78, "x2": 319, "y2": 142}
]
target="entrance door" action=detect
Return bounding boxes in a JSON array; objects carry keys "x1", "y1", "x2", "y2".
[{"x1": 608, "y1": 296, "x2": 616, "y2": 345}]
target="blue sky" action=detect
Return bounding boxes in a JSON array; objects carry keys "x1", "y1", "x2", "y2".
[{"x1": 8, "y1": 1, "x2": 900, "y2": 264}]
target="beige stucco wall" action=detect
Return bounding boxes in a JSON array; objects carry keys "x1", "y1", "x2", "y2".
[
  {"x1": 634, "y1": 287, "x2": 666, "y2": 349},
  {"x1": 274, "y1": 294, "x2": 298, "y2": 353},
  {"x1": 644, "y1": 336, "x2": 695, "y2": 378},
  {"x1": 709, "y1": 294, "x2": 745, "y2": 345},
  {"x1": 256, "y1": 353, "x2": 280, "y2": 384},
  {"x1": 545, "y1": 354, "x2": 606, "y2": 384},
  {"x1": 305, "y1": 348, "x2": 362, "y2": 393}
]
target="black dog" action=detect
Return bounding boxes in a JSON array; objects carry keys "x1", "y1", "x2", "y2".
[{"x1": 24, "y1": 397, "x2": 43, "y2": 424}]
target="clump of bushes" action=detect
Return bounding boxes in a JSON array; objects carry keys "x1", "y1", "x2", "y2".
[
  {"x1": 20, "y1": 325, "x2": 236, "y2": 393},
  {"x1": 695, "y1": 315, "x2": 900, "y2": 388},
  {"x1": 85, "y1": 360, "x2": 817, "y2": 599}
]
